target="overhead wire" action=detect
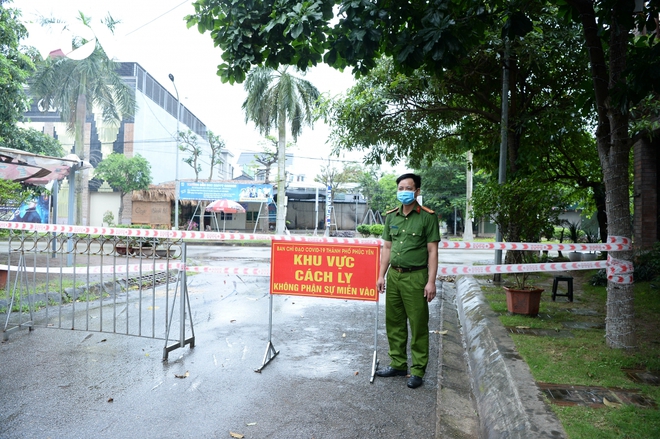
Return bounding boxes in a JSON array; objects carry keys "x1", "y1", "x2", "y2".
[{"x1": 123, "y1": 0, "x2": 191, "y2": 37}]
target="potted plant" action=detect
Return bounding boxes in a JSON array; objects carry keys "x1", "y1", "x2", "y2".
[
  {"x1": 113, "y1": 230, "x2": 135, "y2": 256},
  {"x1": 581, "y1": 225, "x2": 599, "y2": 261},
  {"x1": 566, "y1": 220, "x2": 583, "y2": 261},
  {"x1": 472, "y1": 178, "x2": 566, "y2": 316},
  {"x1": 130, "y1": 224, "x2": 155, "y2": 257},
  {"x1": 502, "y1": 252, "x2": 545, "y2": 316}
]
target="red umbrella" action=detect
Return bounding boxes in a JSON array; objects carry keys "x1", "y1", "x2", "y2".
[
  {"x1": 205, "y1": 199, "x2": 246, "y2": 232},
  {"x1": 206, "y1": 199, "x2": 246, "y2": 214}
]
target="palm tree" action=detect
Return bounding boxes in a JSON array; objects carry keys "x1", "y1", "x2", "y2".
[
  {"x1": 242, "y1": 67, "x2": 320, "y2": 234},
  {"x1": 29, "y1": 13, "x2": 136, "y2": 224}
]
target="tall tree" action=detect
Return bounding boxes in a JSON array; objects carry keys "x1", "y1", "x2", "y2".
[
  {"x1": 314, "y1": 162, "x2": 362, "y2": 197},
  {"x1": 177, "y1": 130, "x2": 203, "y2": 182},
  {"x1": 322, "y1": 15, "x2": 602, "y2": 238},
  {"x1": 206, "y1": 130, "x2": 226, "y2": 181},
  {"x1": 415, "y1": 159, "x2": 490, "y2": 233},
  {"x1": 557, "y1": 0, "x2": 660, "y2": 349},
  {"x1": 93, "y1": 153, "x2": 151, "y2": 224},
  {"x1": 253, "y1": 135, "x2": 290, "y2": 184},
  {"x1": 242, "y1": 66, "x2": 320, "y2": 234},
  {"x1": 373, "y1": 174, "x2": 398, "y2": 214},
  {"x1": 28, "y1": 12, "x2": 136, "y2": 224},
  {"x1": 0, "y1": 1, "x2": 34, "y2": 144}
]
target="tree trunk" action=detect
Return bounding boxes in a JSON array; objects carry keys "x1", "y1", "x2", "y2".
[
  {"x1": 571, "y1": 0, "x2": 635, "y2": 349},
  {"x1": 600, "y1": 2, "x2": 635, "y2": 349},
  {"x1": 73, "y1": 93, "x2": 87, "y2": 225},
  {"x1": 592, "y1": 182, "x2": 608, "y2": 244},
  {"x1": 276, "y1": 108, "x2": 287, "y2": 234},
  {"x1": 118, "y1": 191, "x2": 125, "y2": 223}
]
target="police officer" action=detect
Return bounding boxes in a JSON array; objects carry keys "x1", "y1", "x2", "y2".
[{"x1": 376, "y1": 173, "x2": 440, "y2": 389}]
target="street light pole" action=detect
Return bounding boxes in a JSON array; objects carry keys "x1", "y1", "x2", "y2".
[
  {"x1": 494, "y1": 38, "x2": 510, "y2": 284},
  {"x1": 169, "y1": 73, "x2": 180, "y2": 230}
]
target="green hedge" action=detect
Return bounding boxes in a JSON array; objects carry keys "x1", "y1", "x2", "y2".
[
  {"x1": 369, "y1": 224, "x2": 384, "y2": 237},
  {"x1": 357, "y1": 224, "x2": 371, "y2": 237}
]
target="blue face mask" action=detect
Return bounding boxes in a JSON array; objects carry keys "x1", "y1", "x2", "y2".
[{"x1": 397, "y1": 190, "x2": 416, "y2": 205}]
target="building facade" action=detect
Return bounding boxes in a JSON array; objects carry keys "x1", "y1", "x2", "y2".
[{"x1": 22, "y1": 62, "x2": 234, "y2": 227}]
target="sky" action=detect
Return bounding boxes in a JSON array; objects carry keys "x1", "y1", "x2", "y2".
[{"x1": 12, "y1": 0, "x2": 406, "y2": 180}]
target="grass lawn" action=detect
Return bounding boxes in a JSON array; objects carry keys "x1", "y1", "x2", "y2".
[{"x1": 480, "y1": 270, "x2": 660, "y2": 438}]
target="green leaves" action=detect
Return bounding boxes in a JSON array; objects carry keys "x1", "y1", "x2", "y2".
[
  {"x1": 94, "y1": 153, "x2": 152, "y2": 195},
  {"x1": 188, "y1": 0, "x2": 504, "y2": 83},
  {"x1": 471, "y1": 178, "x2": 566, "y2": 243},
  {"x1": 0, "y1": 4, "x2": 34, "y2": 144},
  {"x1": 187, "y1": 0, "x2": 333, "y2": 83}
]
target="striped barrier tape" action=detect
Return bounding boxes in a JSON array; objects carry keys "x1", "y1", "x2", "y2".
[
  {"x1": 184, "y1": 266, "x2": 270, "y2": 276},
  {"x1": 0, "y1": 262, "x2": 179, "y2": 275},
  {"x1": 436, "y1": 239, "x2": 630, "y2": 252},
  {"x1": 0, "y1": 222, "x2": 632, "y2": 252},
  {"x1": 0, "y1": 221, "x2": 382, "y2": 246},
  {"x1": 438, "y1": 260, "x2": 608, "y2": 275},
  {"x1": 0, "y1": 222, "x2": 633, "y2": 283},
  {"x1": 606, "y1": 255, "x2": 634, "y2": 284},
  {"x1": 0, "y1": 262, "x2": 270, "y2": 277},
  {"x1": 0, "y1": 259, "x2": 629, "y2": 282}
]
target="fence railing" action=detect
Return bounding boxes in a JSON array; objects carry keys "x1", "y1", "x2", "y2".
[{"x1": 0, "y1": 228, "x2": 193, "y2": 360}]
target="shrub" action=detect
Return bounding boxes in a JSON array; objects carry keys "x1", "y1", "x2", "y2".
[
  {"x1": 566, "y1": 220, "x2": 582, "y2": 243},
  {"x1": 590, "y1": 269, "x2": 608, "y2": 286},
  {"x1": 369, "y1": 224, "x2": 384, "y2": 237},
  {"x1": 357, "y1": 224, "x2": 371, "y2": 237},
  {"x1": 103, "y1": 211, "x2": 115, "y2": 227},
  {"x1": 634, "y1": 243, "x2": 660, "y2": 282}
]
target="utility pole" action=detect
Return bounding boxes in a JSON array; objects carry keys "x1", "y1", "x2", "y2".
[
  {"x1": 494, "y1": 39, "x2": 510, "y2": 284},
  {"x1": 169, "y1": 73, "x2": 180, "y2": 230}
]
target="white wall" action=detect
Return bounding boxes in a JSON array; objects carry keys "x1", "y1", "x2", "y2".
[
  {"x1": 131, "y1": 91, "x2": 215, "y2": 185},
  {"x1": 90, "y1": 192, "x2": 121, "y2": 227}
]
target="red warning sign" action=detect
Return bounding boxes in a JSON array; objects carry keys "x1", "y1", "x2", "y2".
[{"x1": 270, "y1": 240, "x2": 380, "y2": 301}]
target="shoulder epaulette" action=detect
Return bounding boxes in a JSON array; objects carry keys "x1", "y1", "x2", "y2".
[
  {"x1": 421, "y1": 205, "x2": 435, "y2": 214},
  {"x1": 385, "y1": 207, "x2": 399, "y2": 215}
]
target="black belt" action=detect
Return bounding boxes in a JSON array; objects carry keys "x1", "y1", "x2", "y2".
[{"x1": 390, "y1": 265, "x2": 427, "y2": 273}]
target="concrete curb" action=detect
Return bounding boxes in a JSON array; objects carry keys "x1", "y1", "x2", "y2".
[
  {"x1": 436, "y1": 280, "x2": 479, "y2": 438},
  {"x1": 455, "y1": 276, "x2": 567, "y2": 439}
]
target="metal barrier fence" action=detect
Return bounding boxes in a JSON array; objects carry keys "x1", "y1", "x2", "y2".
[{"x1": 0, "y1": 230, "x2": 194, "y2": 360}]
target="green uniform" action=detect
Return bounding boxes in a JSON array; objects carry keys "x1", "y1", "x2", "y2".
[{"x1": 382, "y1": 202, "x2": 440, "y2": 377}]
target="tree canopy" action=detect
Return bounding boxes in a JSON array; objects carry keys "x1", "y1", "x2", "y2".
[
  {"x1": 7, "y1": 127, "x2": 65, "y2": 157},
  {"x1": 186, "y1": 0, "x2": 508, "y2": 84},
  {"x1": 27, "y1": 12, "x2": 137, "y2": 225},
  {"x1": 94, "y1": 153, "x2": 151, "y2": 223},
  {"x1": 207, "y1": 130, "x2": 226, "y2": 181},
  {"x1": 0, "y1": 1, "x2": 35, "y2": 145},
  {"x1": 242, "y1": 66, "x2": 320, "y2": 234}
]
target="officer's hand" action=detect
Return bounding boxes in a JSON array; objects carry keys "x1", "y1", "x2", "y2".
[
  {"x1": 424, "y1": 282, "x2": 436, "y2": 302},
  {"x1": 377, "y1": 277, "x2": 385, "y2": 294}
]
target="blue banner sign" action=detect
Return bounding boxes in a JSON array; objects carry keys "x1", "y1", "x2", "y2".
[{"x1": 178, "y1": 182, "x2": 273, "y2": 202}]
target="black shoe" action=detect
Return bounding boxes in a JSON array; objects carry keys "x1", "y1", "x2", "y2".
[
  {"x1": 407, "y1": 375, "x2": 423, "y2": 388},
  {"x1": 375, "y1": 366, "x2": 407, "y2": 377}
]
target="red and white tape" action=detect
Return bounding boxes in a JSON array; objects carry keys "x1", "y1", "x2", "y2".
[
  {"x1": 438, "y1": 260, "x2": 608, "y2": 275},
  {"x1": 437, "y1": 235, "x2": 630, "y2": 252},
  {"x1": 185, "y1": 266, "x2": 270, "y2": 276},
  {"x1": 0, "y1": 222, "x2": 382, "y2": 245},
  {"x1": 0, "y1": 222, "x2": 632, "y2": 251},
  {"x1": 0, "y1": 222, "x2": 633, "y2": 251},
  {"x1": 0, "y1": 222, "x2": 634, "y2": 283},
  {"x1": 606, "y1": 254, "x2": 634, "y2": 284},
  {"x1": 0, "y1": 262, "x2": 179, "y2": 275}
]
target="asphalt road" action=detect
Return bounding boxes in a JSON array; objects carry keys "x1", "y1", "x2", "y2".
[{"x1": 0, "y1": 244, "x2": 490, "y2": 439}]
